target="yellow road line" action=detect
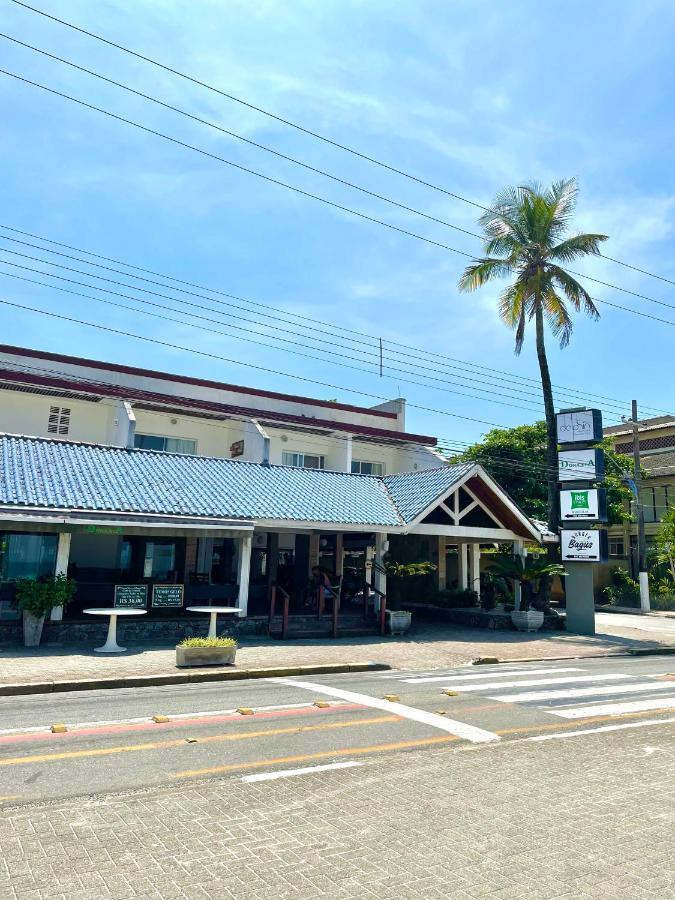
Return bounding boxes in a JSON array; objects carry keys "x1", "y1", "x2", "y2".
[
  {"x1": 0, "y1": 715, "x2": 399, "y2": 768},
  {"x1": 173, "y1": 734, "x2": 459, "y2": 779}
]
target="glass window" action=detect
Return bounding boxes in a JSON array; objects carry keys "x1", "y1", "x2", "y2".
[
  {"x1": 134, "y1": 434, "x2": 197, "y2": 454},
  {"x1": 0, "y1": 533, "x2": 58, "y2": 581},
  {"x1": 609, "y1": 539, "x2": 625, "y2": 557},
  {"x1": 351, "y1": 460, "x2": 384, "y2": 476},
  {"x1": 143, "y1": 541, "x2": 176, "y2": 580},
  {"x1": 282, "y1": 452, "x2": 325, "y2": 469}
]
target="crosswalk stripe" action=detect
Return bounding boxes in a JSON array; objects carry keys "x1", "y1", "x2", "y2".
[
  {"x1": 493, "y1": 681, "x2": 675, "y2": 704},
  {"x1": 436, "y1": 674, "x2": 631, "y2": 693},
  {"x1": 401, "y1": 667, "x2": 583, "y2": 684},
  {"x1": 551, "y1": 697, "x2": 675, "y2": 719}
]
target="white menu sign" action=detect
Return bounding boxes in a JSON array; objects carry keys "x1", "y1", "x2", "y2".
[
  {"x1": 558, "y1": 449, "x2": 600, "y2": 481},
  {"x1": 561, "y1": 529, "x2": 602, "y2": 562},
  {"x1": 560, "y1": 488, "x2": 600, "y2": 521},
  {"x1": 556, "y1": 409, "x2": 601, "y2": 445}
]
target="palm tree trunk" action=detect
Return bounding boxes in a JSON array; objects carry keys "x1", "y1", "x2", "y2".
[{"x1": 534, "y1": 302, "x2": 559, "y2": 609}]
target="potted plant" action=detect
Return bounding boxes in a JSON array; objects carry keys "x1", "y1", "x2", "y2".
[
  {"x1": 176, "y1": 636, "x2": 238, "y2": 667},
  {"x1": 386, "y1": 609, "x2": 413, "y2": 635},
  {"x1": 487, "y1": 556, "x2": 566, "y2": 632},
  {"x1": 16, "y1": 574, "x2": 76, "y2": 647}
]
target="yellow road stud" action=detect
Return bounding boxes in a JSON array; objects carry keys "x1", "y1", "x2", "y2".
[
  {"x1": 152, "y1": 715, "x2": 171, "y2": 724},
  {"x1": 50, "y1": 723, "x2": 68, "y2": 734},
  {"x1": 383, "y1": 695, "x2": 399, "y2": 703},
  {"x1": 442, "y1": 690, "x2": 458, "y2": 697},
  {"x1": 313, "y1": 700, "x2": 330, "y2": 708},
  {"x1": 237, "y1": 707, "x2": 255, "y2": 715}
]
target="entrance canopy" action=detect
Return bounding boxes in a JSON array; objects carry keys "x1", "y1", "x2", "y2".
[{"x1": 0, "y1": 433, "x2": 543, "y2": 542}]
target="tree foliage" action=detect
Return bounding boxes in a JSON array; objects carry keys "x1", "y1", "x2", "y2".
[{"x1": 452, "y1": 420, "x2": 634, "y2": 526}]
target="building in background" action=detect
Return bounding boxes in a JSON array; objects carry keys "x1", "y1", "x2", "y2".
[
  {"x1": 0, "y1": 344, "x2": 443, "y2": 475},
  {"x1": 604, "y1": 416, "x2": 675, "y2": 576}
]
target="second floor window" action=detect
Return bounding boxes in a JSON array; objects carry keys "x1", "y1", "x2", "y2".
[
  {"x1": 48, "y1": 406, "x2": 71, "y2": 435},
  {"x1": 134, "y1": 433, "x2": 197, "y2": 454},
  {"x1": 282, "y1": 451, "x2": 325, "y2": 469},
  {"x1": 351, "y1": 460, "x2": 385, "y2": 476}
]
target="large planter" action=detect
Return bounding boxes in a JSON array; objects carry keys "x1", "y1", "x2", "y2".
[
  {"x1": 22, "y1": 610, "x2": 45, "y2": 647},
  {"x1": 176, "y1": 645, "x2": 237, "y2": 667},
  {"x1": 387, "y1": 610, "x2": 412, "y2": 636},
  {"x1": 511, "y1": 609, "x2": 544, "y2": 633}
]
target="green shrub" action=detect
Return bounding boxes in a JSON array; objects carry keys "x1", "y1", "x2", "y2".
[
  {"x1": 433, "y1": 588, "x2": 479, "y2": 609},
  {"x1": 649, "y1": 594, "x2": 675, "y2": 611},
  {"x1": 601, "y1": 568, "x2": 640, "y2": 607},
  {"x1": 15, "y1": 574, "x2": 76, "y2": 617},
  {"x1": 178, "y1": 636, "x2": 238, "y2": 649}
]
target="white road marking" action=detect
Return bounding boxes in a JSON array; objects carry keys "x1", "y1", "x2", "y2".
[
  {"x1": 551, "y1": 697, "x2": 675, "y2": 719},
  {"x1": 493, "y1": 681, "x2": 675, "y2": 703},
  {"x1": 0, "y1": 701, "x2": 350, "y2": 737},
  {"x1": 241, "y1": 761, "x2": 363, "y2": 782},
  {"x1": 435, "y1": 674, "x2": 630, "y2": 692},
  {"x1": 527, "y1": 716, "x2": 675, "y2": 741},
  {"x1": 271, "y1": 678, "x2": 500, "y2": 743},
  {"x1": 401, "y1": 667, "x2": 582, "y2": 684}
]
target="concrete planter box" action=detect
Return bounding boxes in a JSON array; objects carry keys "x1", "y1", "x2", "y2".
[
  {"x1": 386, "y1": 610, "x2": 412, "y2": 636},
  {"x1": 22, "y1": 611, "x2": 45, "y2": 647},
  {"x1": 176, "y1": 645, "x2": 237, "y2": 667},
  {"x1": 511, "y1": 609, "x2": 544, "y2": 633}
]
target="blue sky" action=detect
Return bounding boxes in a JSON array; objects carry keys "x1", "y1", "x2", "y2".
[{"x1": 1, "y1": 0, "x2": 674, "y2": 447}]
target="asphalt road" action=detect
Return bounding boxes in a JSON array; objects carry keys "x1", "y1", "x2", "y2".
[{"x1": 1, "y1": 654, "x2": 674, "y2": 805}]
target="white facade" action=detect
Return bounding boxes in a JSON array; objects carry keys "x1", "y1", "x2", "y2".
[{"x1": 0, "y1": 345, "x2": 445, "y2": 474}]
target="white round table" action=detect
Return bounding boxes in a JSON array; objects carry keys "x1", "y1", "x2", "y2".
[
  {"x1": 83, "y1": 608, "x2": 147, "y2": 653},
  {"x1": 186, "y1": 606, "x2": 242, "y2": 638}
]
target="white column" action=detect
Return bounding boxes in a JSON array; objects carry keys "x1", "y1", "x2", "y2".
[
  {"x1": 237, "y1": 533, "x2": 253, "y2": 617},
  {"x1": 373, "y1": 533, "x2": 388, "y2": 609},
  {"x1": 469, "y1": 543, "x2": 481, "y2": 599},
  {"x1": 457, "y1": 542, "x2": 468, "y2": 590},
  {"x1": 513, "y1": 540, "x2": 525, "y2": 610},
  {"x1": 437, "y1": 537, "x2": 447, "y2": 590},
  {"x1": 50, "y1": 532, "x2": 71, "y2": 621}
]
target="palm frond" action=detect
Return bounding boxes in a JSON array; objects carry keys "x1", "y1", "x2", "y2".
[
  {"x1": 498, "y1": 282, "x2": 531, "y2": 354},
  {"x1": 547, "y1": 178, "x2": 578, "y2": 223},
  {"x1": 542, "y1": 289, "x2": 574, "y2": 348},
  {"x1": 550, "y1": 232, "x2": 608, "y2": 262},
  {"x1": 549, "y1": 265, "x2": 600, "y2": 319},
  {"x1": 458, "y1": 257, "x2": 512, "y2": 292}
]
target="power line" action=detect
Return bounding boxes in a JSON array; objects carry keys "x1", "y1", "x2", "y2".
[
  {"x1": 3, "y1": 31, "x2": 675, "y2": 320},
  {"x1": 8, "y1": 0, "x2": 675, "y2": 290},
  {"x1": 2, "y1": 224, "x2": 659, "y2": 416},
  {"x1": 0, "y1": 294, "x2": 505, "y2": 428},
  {"x1": 4, "y1": 64, "x2": 674, "y2": 356},
  {"x1": 0, "y1": 260, "x2": 543, "y2": 414}
]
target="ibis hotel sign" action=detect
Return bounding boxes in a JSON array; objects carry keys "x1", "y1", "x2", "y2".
[
  {"x1": 561, "y1": 529, "x2": 608, "y2": 563},
  {"x1": 560, "y1": 488, "x2": 607, "y2": 522},
  {"x1": 558, "y1": 448, "x2": 605, "y2": 482},
  {"x1": 556, "y1": 409, "x2": 603, "y2": 445}
]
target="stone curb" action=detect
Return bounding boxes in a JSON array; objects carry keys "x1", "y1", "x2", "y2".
[
  {"x1": 472, "y1": 647, "x2": 675, "y2": 665},
  {"x1": 0, "y1": 661, "x2": 391, "y2": 697}
]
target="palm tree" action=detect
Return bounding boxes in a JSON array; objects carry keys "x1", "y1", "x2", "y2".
[
  {"x1": 487, "y1": 555, "x2": 566, "y2": 611},
  {"x1": 459, "y1": 178, "x2": 607, "y2": 541}
]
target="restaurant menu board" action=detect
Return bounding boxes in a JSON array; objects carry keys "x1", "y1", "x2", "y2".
[
  {"x1": 114, "y1": 584, "x2": 148, "y2": 608},
  {"x1": 152, "y1": 584, "x2": 184, "y2": 608}
]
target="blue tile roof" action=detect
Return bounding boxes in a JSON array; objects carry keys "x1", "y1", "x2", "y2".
[
  {"x1": 383, "y1": 463, "x2": 476, "y2": 522},
  {"x1": 0, "y1": 435, "x2": 475, "y2": 527}
]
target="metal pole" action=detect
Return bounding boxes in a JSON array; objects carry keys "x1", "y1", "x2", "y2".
[{"x1": 632, "y1": 400, "x2": 650, "y2": 610}]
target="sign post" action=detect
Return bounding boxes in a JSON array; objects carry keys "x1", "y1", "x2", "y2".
[{"x1": 556, "y1": 408, "x2": 607, "y2": 636}]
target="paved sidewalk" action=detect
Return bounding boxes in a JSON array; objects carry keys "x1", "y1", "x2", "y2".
[
  {"x1": 1, "y1": 617, "x2": 673, "y2": 687},
  {"x1": 1, "y1": 722, "x2": 673, "y2": 899}
]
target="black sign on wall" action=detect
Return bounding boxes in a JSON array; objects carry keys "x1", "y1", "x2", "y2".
[
  {"x1": 114, "y1": 584, "x2": 148, "y2": 608},
  {"x1": 152, "y1": 584, "x2": 184, "y2": 608}
]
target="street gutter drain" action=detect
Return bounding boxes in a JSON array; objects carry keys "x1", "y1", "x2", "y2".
[
  {"x1": 473, "y1": 657, "x2": 499, "y2": 665},
  {"x1": 383, "y1": 695, "x2": 400, "y2": 702},
  {"x1": 313, "y1": 700, "x2": 330, "y2": 708},
  {"x1": 237, "y1": 708, "x2": 255, "y2": 715},
  {"x1": 50, "y1": 723, "x2": 68, "y2": 733},
  {"x1": 152, "y1": 715, "x2": 171, "y2": 724}
]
